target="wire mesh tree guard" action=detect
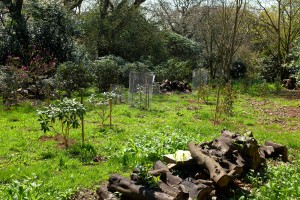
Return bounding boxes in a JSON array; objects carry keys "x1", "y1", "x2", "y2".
[
  {"x1": 128, "y1": 71, "x2": 155, "y2": 109},
  {"x1": 192, "y1": 68, "x2": 209, "y2": 89}
]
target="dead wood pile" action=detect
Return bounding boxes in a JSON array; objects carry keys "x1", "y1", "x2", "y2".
[{"x1": 97, "y1": 130, "x2": 288, "y2": 200}]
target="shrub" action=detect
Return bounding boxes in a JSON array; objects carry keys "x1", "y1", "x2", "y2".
[
  {"x1": 0, "y1": 65, "x2": 24, "y2": 106},
  {"x1": 260, "y1": 56, "x2": 280, "y2": 82},
  {"x1": 230, "y1": 60, "x2": 247, "y2": 79},
  {"x1": 222, "y1": 81, "x2": 237, "y2": 116},
  {"x1": 154, "y1": 59, "x2": 191, "y2": 82},
  {"x1": 55, "y1": 61, "x2": 92, "y2": 96},
  {"x1": 90, "y1": 58, "x2": 121, "y2": 92}
]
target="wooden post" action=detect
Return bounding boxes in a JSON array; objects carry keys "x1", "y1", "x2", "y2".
[
  {"x1": 214, "y1": 85, "x2": 221, "y2": 124},
  {"x1": 80, "y1": 89, "x2": 85, "y2": 145},
  {"x1": 109, "y1": 99, "x2": 112, "y2": 128}
]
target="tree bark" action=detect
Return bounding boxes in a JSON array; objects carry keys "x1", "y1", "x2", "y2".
[
  {"x1": 260, "y1": 141, "x2": 288, "y2": 162},
  {"x1": 179, "y1": 180, "x2": 213, "y2": 200},
  {"x1": 188, "y1": 142, "x2": 230, "y2": 188},
  {"x1": 108, "y1": 174, "x2": 175, "y2": 200},
  {"x1": 96, "y1": 186, "x2": 119, "y2": 200}
]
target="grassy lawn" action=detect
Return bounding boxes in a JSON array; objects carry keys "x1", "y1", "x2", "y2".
[{"x1": 0, "y1": 84, "x2": 299, "y2": 199}]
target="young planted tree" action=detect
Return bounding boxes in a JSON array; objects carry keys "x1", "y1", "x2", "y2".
[
  {"x1": 37, "y1": 98, "x2": 86, "y2": 148},
  {"x1": 88, "y1": 92, "x2": 118, "y2": 128}
]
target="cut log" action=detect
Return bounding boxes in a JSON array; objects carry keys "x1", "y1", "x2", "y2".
[
  {"x1": 179, "y1": 180, "x2": 213, "y2": 200},
  {"x1": 151, "y1": 160, "x2": 183, "y2": 186},
  {"x1": 153, "y1": 160, "x2": 169, "y2": 171},
  {"x1": 262, "y1": 141, "x2": 288, "y2": 162},
  {"x1": 108, "y1": 174, "x2": 175, "y2": 200},
  {"x1": 220, "y1": 159, "x2": 243, "y2": 177},
  {"x1": 157, "y1": 181, "x2": 189, "y2": 199},
  {"x1": 96, "y1": 186, "x2": 118, "y2": 200},
  {"x1": 259, "y1": 145, "x2": 274, "y2": 160},
  {"x1": 147, "y1": 168, "x2": 169, "y2": 177},
  {"x1": 188, "y1": 142, "x2": 230, "y2": 188},
  {"x1": 193, "y1": 179, "x2": 213, "y2": 186}
]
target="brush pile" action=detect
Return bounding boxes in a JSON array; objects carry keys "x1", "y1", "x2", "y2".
[{"x1": 97, "y1": 130, "x2": 288, "y2": 200}]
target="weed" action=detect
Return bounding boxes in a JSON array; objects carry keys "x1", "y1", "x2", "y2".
[
  {"x1": 40, "y1": 151, "x2": 56, "y2": 160},
  {"x1": 249, "y1": 161, "x2": 300, "y2": 199},
  {"x1": 135, "y1": 165, "x2": 159, "y2": 188},
  {"x1": 0, "y1": 175, "x2": 76, "y2": 200},
  {"x1": 67, "y1": 143, "x2": 97, "y2": 163}
]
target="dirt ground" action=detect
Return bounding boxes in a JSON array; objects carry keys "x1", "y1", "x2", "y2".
[{"x1": 247, "y1": 92, "x2": 300, "y2": 131}]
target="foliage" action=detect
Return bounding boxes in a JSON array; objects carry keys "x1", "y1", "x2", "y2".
[
  {"x1": 37, "y1": 98, "x2": 86, "y2": 148},
  {"x1": 116, "y1": 128, "x2": 193, "y2": 168},
  {"x1": 163, "y1": 32, "x2": 202, "y2": 64},
  {"x1": 231, "y1": 60, "x2": 248, "y2": 79},
  {"x1": 0, "y1": 65, "x2": 24, "y2": 106},
  {"x1": 90, "y1": 55, "x2": 151, "y2": 91},
  {"x1": 1, "y1": 46, "x2": 57, "y2": 102},
  {"x1": 287, "y1": 38, "x2": 300, "y2": 81},
  {"x1": 135, "y1": 165, "x2": 159, "y2": 188},
  {"x1": 88, "y1": 94, "x2": 109, "y2": 126},
  {"x1": 55, "y1": 61, "x2": 92, "y2": 96},
  {"x1": 222, "y1": 81, "x2": 237, "y2": 116},
  {"x1": 134, "y1": 85, "x2": 151, "y2": 110},
  {"x1": 81, "y1": 2, "x2": 168, "y2": 63},
  {"x1": 88, "y1": 92, "x2": 118, "y2": 127},
  {"x1": 154, "y1": 59, "x2": 192, "y2": 82},
  {"x1": 67, "y1": 143, "x2": 97, "y2": 163},
  {"x1": 249, "y1": 161, "x2": 300, "y2": 199},
  {"x1": 0, "y1": 175, "x2": 75, "y2": 200},
  {"x1": 196, "y1": 85, "x2": 210, "y2": 104},
  {"x1": 90, "y1": 58, "x2": 122, "y2": 92},
  {"x1": 28, "y1": 2, "x2": 76, "y2": 63},
  {"x1": 0, "y1": 1, "x2": 76, "y2": 65},
  {"x1": 260, "y1": 56, "x2": 281, "y2": 82}
]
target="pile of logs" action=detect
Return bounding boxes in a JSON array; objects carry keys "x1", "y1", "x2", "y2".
[
  {"x1": 97, "y1": 130, "x2": 288, "y2": 200},
  {"x1": 160, "y1": 80, "x2": 192, "y2": 93}
]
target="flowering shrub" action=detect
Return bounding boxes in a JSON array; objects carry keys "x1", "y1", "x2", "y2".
[{"x1": 1, "y1": 46, "x2": 57, "y2": 101}]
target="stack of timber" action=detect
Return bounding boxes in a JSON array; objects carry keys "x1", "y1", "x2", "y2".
[{"x1": 97, "y1": 130, "x2": 288, "y2": 200}]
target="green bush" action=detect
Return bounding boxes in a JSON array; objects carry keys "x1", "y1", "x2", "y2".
[
  {"x1": 90, "y1": 55, "x2": 152, "y2": 91},
  {"x1": 154, "y1": 59, "x2": 191, "y2": 82},
  {"x1": 0, "y1": 65, "x2": 25, "y2": 106},
  {"x1": 55, "y1": 61, "x2": 92, "y2": 96},
  {"x1": 231, "y1": 60, "x2": 247, "y2": 79},
  {"x1": 68, "y1": 143, "x2": 97, "y2": 163},
  {"x1": 90, "y1": 58, "x2": 121, "y2": 92}
]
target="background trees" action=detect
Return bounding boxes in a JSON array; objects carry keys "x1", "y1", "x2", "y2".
[{"x1": 1, "y1": 0, "x2": 300, "y2": 98}]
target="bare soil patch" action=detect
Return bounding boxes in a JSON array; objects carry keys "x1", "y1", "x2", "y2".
[
  {"x1": 39, "y1": 134, "x2": 76, "y2": 148},
  {"x1": 247, "y1": 98, "x2": 300, "y2": 131}
]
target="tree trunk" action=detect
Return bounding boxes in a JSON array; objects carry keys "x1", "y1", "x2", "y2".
[
  {"x1": 188, "y1": 142, "x2": 230, "y2": 188},
  {"x1": 108, "y1": 174, "x2": 176, "y2": 200}
]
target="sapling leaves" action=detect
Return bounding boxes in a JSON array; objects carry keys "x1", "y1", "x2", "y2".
[{"x1": 37, "y1": 98, "x2": 86, "y2": 147}]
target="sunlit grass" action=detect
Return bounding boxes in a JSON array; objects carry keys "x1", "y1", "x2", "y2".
[{"x1": 0, "y1": 84, "x2": 299, "y2": 199}]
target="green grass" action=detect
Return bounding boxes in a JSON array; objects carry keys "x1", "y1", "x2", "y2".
[{"x1": 0, "y1": 84, "x2": 299, "y2": 199}]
